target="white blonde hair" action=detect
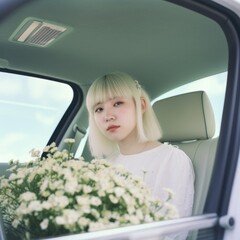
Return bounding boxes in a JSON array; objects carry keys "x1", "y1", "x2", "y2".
[{"x1": 86, "y1": 72, "x2": 162, "y2": 158}]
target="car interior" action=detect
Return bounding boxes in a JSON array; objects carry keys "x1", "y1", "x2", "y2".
[{"x1": 1, "y1": 0, "x2": 237, "y2": 239}]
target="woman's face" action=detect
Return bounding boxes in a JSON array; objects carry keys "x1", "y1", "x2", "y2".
[{"x1": 93, "y1": 96, "x2": 138, "y2": 143}]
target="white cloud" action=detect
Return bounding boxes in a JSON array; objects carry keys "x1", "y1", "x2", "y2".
[
  {"x1": 0, "y1": 79, "x2": 22, "y2": 96},
  {"x1": 155, "y1": 72, "x2": 227, "y2": 101},
  {"x1": 27, "y1": 77, "x2": 73, "y2": 103},
  {"x1": 0, "y1": 100, "x2": 57, "y2": 110},
  {"x1": 50, "y1": 85, "x2": 73, "y2": 102},
  {"x1": 0, "y1": 133, "x2": 28, "y2": 162},
  {"x1": 35, "y1": 112, "x2": 56, "y2": 126},
  {"x1": 0, "y1": 152, "x2": 31, "y2": 163},
  {"x1": 0, "y1": 132, "x2": 26, "y2": 147},
  {"x1": 184, "y1": 73, "x2": 227, "y2": 96},
  {"x1": 0, "y1": 133, "x2": 45, "y2": 162}
]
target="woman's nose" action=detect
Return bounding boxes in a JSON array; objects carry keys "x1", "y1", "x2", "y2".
[{"x1": 105, "y1": 114, "x2": 115, "y2": 122}]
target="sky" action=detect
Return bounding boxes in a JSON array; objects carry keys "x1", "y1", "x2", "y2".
[
  {"x1": 0, "y1": 72, "x2": 73, "y2": 162},
  {"x1": 0, "y1": 71, "x2": 227, "y2": 163}
]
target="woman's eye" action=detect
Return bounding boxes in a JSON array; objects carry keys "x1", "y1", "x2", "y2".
[
  {"x1": 114, "y1": 101, "x2": 124, "y2": 107},
  {"x1": 95, "y1": 107, "x2": 103, "y2": 113}
]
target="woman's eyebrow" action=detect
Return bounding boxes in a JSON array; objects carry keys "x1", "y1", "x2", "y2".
[{"x1": 93, "y1": 97, "x2": 123, "y2": 107}]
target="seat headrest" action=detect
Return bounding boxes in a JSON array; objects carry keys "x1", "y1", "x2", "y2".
[{"x1": 152, "y1": 91, "x2": 215, "y2": 142}]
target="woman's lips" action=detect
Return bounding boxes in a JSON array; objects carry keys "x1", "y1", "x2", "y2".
[{"x1": 107, "y1": 125, "x2": 120, "y2": 132}]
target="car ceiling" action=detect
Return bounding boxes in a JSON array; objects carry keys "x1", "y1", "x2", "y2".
[{"x1": 0, "y1": 0, "x2": 228, "y2": 99}]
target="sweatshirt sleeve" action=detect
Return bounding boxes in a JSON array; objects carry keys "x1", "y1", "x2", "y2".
[
  {"x1": 173, "y1": 149, "x2": 195, "y2": 217},
  {"x1": 155, "y1": 146, "x2": 195, "y2": 218}
]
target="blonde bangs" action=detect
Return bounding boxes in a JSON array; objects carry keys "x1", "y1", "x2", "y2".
[{"x1": 87, "y1": 73, "x2": 135, "y2": 112}]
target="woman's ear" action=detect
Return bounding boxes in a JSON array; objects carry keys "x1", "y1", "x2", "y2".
[{"x1": 140, "y1": 97, "x2": 147, "y2": 113}]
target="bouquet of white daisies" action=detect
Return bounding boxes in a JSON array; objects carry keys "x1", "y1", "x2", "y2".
[{"x1": 0, "y1": 139, "x2": 178, "y2": 239}]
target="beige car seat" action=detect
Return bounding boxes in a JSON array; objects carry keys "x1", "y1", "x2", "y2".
[{"x1": 152, "y1": 91, "x2": 217, "y2": 216}]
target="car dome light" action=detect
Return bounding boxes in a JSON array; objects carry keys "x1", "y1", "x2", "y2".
[{"x1": 9, "y1": 18, "x2": 69, "y2": 47}]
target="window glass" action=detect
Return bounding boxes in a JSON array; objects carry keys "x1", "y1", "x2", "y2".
[
  {"x1": 152, "y1": 72, "x2": 227, "y2": 137},
  {"x1": 0, "y1": 72, "x2": 73, "y2": 162}
]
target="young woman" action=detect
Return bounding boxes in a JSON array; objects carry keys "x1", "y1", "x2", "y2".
[{"x1": 86, "y1": 72, "x2": 195, "y2": 219}]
